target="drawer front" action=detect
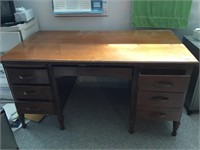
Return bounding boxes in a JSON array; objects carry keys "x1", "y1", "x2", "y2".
[
  {"x1": 54, "y1": 67, "x2": 132, "y2": 79},
  {"x1": 15, "y1": 102, "x2": 54, "y2": 114},
  {"x1": 137, "y1": 92, "x2": 185, "y2": 108},
  {"x1": 6, "y1": 69, "x2": 49, "y2": 84},
  {"x1": 138, "y1": 75, "x2": 190, "y2": 92},
  {"x1": 12, "y1": 85, "x2": 52, "y2": 100},
  {"x1": 137, "y1": 106, "x2": 182, "y2": 121}
]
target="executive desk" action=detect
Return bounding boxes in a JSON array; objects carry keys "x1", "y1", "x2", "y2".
[{"x1": 1, "y1": 30, "x2": 198, "y2": 136}]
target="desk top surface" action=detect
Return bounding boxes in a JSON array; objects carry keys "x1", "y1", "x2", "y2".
[{"x1": 1, "y1": 30, "x2": 198, "y2": 65}]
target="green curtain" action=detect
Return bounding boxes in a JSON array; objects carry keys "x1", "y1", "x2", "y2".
[{"x1": 131, "y1": 0, "x2": 192, "y2": 28}]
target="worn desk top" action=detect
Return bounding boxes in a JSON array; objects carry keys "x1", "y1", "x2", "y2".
[{"x1": 1, "y1": 30, "x2": 198, "y2": 64}]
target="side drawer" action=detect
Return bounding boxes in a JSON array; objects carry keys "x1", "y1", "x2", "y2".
[
  {"x1": 6, "y1": 68, "x2": 49, "y2": 84},
  {"x1": 138, "y1": 68, "x2": 190, "y2": 92},
  {"x1": 137, "y1": 106, "x2": 182, "y2": 121},
  {"x1": 12, "y1": 85, "x2": 52, "y2": 100},
  {"x1": 15, "y1": 102, "x2": 54, "y2": 114},
  {"x1": 137, "y1": 91, "x2": 185, "y2": 108}
]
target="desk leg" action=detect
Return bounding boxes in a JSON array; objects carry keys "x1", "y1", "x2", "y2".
[
  {"x1": 129, "y1": 67, "x2": 139, "y2": 134},
  {"x1": 48, "y1": 65, "x2": 65, "y2": 130},
  {"x1": 55, "y1": 76, "x2": 76, "y2": 130},
  {"x1": 171, "y1": 121, "x2": 180, "y2": 136},
  {"x1": 18, "y1": 113, "x2": 27, "y2": 128},
  {"x1": 58, "y1": 113, "x2": 65, "y2": 130}
]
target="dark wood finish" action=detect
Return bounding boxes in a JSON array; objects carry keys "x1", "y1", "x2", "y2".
[
  {"x1": 58, "y1": 114, "x2": 65, "y2": 130},
  {"x1": 3, "y1": 64, "x2": 54, "y2": 129},
  {"x1": 137, "y1": 92, "x2": 185, "y2": 108},
  {"x1": 53, "y1": 66, "x2": 132, "y2": 79},
  {"x1": 56, "y1": 76, "x2": 77, "y2": 130},
  {"x1": 23, "y1": 30, "x2": 182, "y2": 44},
  {"x1": 171, "y1": 121, "x2": 180, "y2": 136},
  {"x1": 137, "y1": 106, "x2": 182, "y2": 121},
  {"x1": 18, "y1": 113, "x2": 26, "y2": 128},
  {"x1": 2, "y1": 62, "x2": 47, "y2": 68},
  {"x1": 15, "y1": 102, "x2": 54, "y2": 114},
  {"x1": 56, "y1": 76, "x2": 77, "y2": 110},
  {"x1": 48, "y1": 65, "x2": 77, "y2": 130},
  {"x1": 6, "y1": 68, "x2": 49, "y2": 84},
  {"x1": 11, "y1": 85, "x2": 52, "y2": 100},
  {"x1": 47, "y1": 64, "x2": 65, "y2": 130},
  {"x1": 1, "y1": 31, "x2": 198, "y2": 135},
  {"x1": 138, "y1": 75, "x2": 190, "y2": 92},
  {"x1": 1, "y1": 31, "x2": 197, "y2": 64},
  {"x1": 137, "y1": 67, "x2": 189, "y2": 136},
  {"x1": 129, "y1": 67, "x2": 138, "y2": 134}
]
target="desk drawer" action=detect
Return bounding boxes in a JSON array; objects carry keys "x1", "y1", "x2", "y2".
[
  {"x1": 137, "y1": 92, "x2": 185, "y2": 108},
  {"x1": 54, "y1": 67, "x2": 132, "y2": 79},
  {"x1": 138, "y1": 68, "x2": 190, "y2": 92},
  {"x1": 12, "y1": 85, "x2": 52, "y2": 100},
  {"x1": 6, "y1": 69, "x2": 49, "y2": 84},
  {"x1": 15, "y1": 102, "x2": 54, "y2": 114},
  {"x1": 137, "y1": 106, "x2": 182, "y2": 121}
]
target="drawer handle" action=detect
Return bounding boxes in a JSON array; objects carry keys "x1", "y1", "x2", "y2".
[
  {"x1": 153, "y1": 82, "x2": 173, "y2": 88},
  {"x1": 150, "y1": 96, "x2": 169, "y2": 102},
  {"x1": 23, "y1": 91, "x2": 38, "y2": 95},
  {"x1": 150, "y1": 112, "x2": 166, "y2": 118},
  {"x1": 19, "y1": 75, "x2": 34, "y2": 80},
  {"x1": 26, "y1": 107, "x2": 41, "y2": 111}
]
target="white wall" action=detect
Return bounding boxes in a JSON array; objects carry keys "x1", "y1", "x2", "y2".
[
  {"x1": 14, "y1": 0, "x2": 132, "y2": 31},
  {"x1": 14, "y1": 0, "x2": 200, "y2": 39}
]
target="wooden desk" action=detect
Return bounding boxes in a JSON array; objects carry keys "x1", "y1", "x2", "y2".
[{"x1": 1, "y1": 30, "x2": 198, "y2": 136}]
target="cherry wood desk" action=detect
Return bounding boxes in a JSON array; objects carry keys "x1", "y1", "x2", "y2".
[{"x1": 1, "y1": 30, "x2": 198, "y2": 136}]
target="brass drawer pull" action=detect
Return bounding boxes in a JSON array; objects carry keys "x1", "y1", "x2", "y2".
[
  {"x1": 19, "y1": 75, "x2": 34, "y2": 80},
  {"x1": 150, "y1": 112, "x2": 166, "y2": 118},
  {"x1": 26, "y1": 107, "x2": 41, "y2": 111},
  {"x1": 150, "y1": 96, "x2": 169, "y2": 102},
  {"x1": 23, "y1": 91, "x2": 38, "y2": 95},
  {"x1": 153, "y1": 82, "x2": 173, "y2": 88}
]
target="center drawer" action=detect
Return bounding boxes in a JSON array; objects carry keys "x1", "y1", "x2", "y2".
[
  {"x1": 12, "y1": 85, "x2": 52, "y2": 100},
  {"x1": 6, "y1": 68, "x2": 49, "y2": 84},
  {"x1": 53, "y1": 66, "x2": 132, "y2": 79}
]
